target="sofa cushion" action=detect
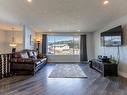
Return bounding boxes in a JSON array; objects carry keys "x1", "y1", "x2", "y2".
[
  {"x1": 32, "y1": 51, "x2": 37, "y2": 59},
  {"x1": 20, "y1": 52, "x2": 29, "y2": 58},
  {"x1": 29, "y1": 56, "x2": 35, "y2": 59},
  {"x1": 27, "y1": 51, "x2": 36, "y2": 59},
  {"x1": 28, "y1": 51, "x2": 34, "y2": 57},
  {"x1": 13, "y1": 52, "x2": 21, "y2": 58},
  {"x1": 33, "y1": 51, "x2": 37, "y2": 56}
]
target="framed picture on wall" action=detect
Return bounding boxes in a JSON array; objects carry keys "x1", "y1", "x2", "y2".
[{"x1": 30, "y1": 34, "x2": 34, "y2": 46}]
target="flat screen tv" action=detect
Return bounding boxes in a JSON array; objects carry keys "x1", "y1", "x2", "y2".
[{"x1": 101, "y1": 25, "x2": 123, "y2": 47}]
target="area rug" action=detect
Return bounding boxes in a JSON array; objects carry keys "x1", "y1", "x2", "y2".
[{"x1": 48, "y1": 64, "x2": 87, "y2": 78}]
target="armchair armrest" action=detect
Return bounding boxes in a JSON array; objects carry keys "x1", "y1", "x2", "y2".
[{"x1": 37, "y1": 54, "x2": 47, "y2": 59}]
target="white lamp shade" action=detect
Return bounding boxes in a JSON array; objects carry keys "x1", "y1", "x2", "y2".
[{"x1": 9, "y1": 43, "x2": 17, "y2": 47}]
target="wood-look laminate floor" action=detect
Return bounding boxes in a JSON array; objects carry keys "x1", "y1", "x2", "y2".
[{"x1": 0, "y1": 64, "x2": 127, "y2": 95}]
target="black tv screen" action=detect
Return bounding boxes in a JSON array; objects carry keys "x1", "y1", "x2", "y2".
[{"x1": 101, "y1": 26, "x2": 123, "y2": 47}]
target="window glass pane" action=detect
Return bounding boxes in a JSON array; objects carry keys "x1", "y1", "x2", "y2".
[
  {"x1": 54, "y1": 36, "x2": 73, "y2": 55},
  {"x1": 74, "y1": 36, "x2": 80, "y2": 55},
  {"x1": 47, "y1": 36, "x2": 80, "y2": 55},
  {"x1": 104, "y1": 36, "x2": 112, "y2": 46},
  {"x1": 111, "y1": 36, "x2": 121, "y2": 46},
  {"x1": 47, "y1": 36, "x2": 55, "y2": 55}
]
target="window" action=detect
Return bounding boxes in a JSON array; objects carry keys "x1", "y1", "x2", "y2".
[{"x1": 47, "y1": 36, "x2": 80, "y2": 55}]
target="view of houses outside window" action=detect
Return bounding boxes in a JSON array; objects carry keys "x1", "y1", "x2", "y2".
[{"x1": 47, "y1": 36, "x2": 80, "y2": 55}]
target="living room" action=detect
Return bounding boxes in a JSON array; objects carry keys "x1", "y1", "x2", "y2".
[{"x1": 0, "y1": 0, "x2": 127, "y2": 95}]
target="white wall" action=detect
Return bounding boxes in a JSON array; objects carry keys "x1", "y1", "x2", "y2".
[
  {"x1": 87, "y1": 32, "x2": 95, "y2": 60},
  {"x1": 0, "y1": 25, "x2": 35, "y2": 54},
  {"x1": 0, "y1": 30, "x2": 23, "y2": 54},
  {"x1": 0, "y1": 30, "x2": 6, "y2": 53},
  {"x1": 48, "y1": 55, "x2": 80, "y2": 63},
  {"x1": 36, "y1": 32, "x2": 95, "y2": 62},
  {"x1": 94, "y1": 14, "x2": 127, "y2": 78},
  {"x1": 6, "y1": 30, "x2": 23, "y2": 52},
  {"x1": 23, "y1": 26, "x2": 34, "y2": 50}
]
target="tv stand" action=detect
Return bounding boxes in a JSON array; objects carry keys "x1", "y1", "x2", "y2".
[{"x1": 89, "y1": 59, "x2": 118, "y2": 77}]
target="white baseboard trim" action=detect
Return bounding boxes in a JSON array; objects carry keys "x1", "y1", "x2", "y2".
[{"x1": 119, "y1": 71, "x2": 127, "y2": 79}]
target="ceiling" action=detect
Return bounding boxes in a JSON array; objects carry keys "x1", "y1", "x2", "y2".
[
  {"x1": 0, "y1": 23, "x2": 22, "y2": 32},
  {"x1": 0, "y1": 0, "x2": 127, "y2": 32}
]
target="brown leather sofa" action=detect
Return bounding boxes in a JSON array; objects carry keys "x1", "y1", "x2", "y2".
[{"x1": 11, "y1": 50, "x2": 47, "y2": 75}]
